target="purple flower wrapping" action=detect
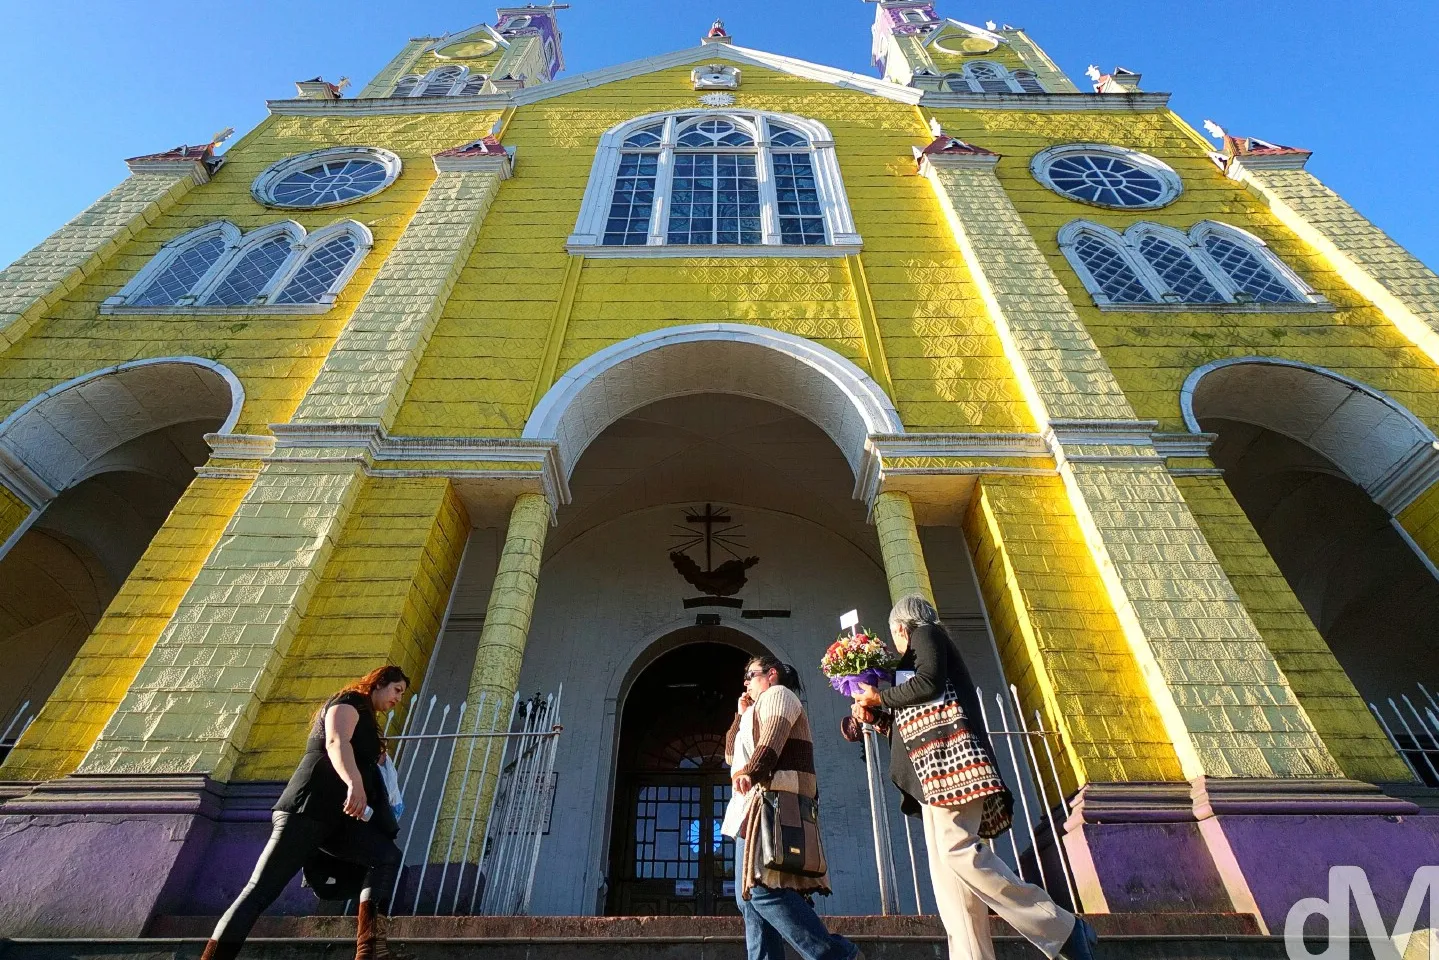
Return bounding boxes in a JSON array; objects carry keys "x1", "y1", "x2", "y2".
[{"x1": 829, "y1": 667, "x2": 893, "y2": 697}]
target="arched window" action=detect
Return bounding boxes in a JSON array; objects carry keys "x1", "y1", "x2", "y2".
[
  {"x1": 422, "y1": 66, "x2": 465, "y2": 96},
  {"x1": 965, "y1": 61, "x2": 1013, "y2": 93},
  {"x1": 204, "y1": 227, "x2": 298, "y2": 305},
  {"x1": 947, "y1": 61, "x2": 1044, "y2": 94},
  {"x1": 1013, "y1": 70, "x2": 1045, "y2": 94},
  {"x1": 273, "y1": 223, "x2": 371, "y2": 305},
  {"x1": 392, "y1": 65, "x2": 483, "y2": 98},
  {"x1": 570, "y1": 111, "x2": 860, "y2": 255},
  {"x1": 105, "y1": 220, "x2": 371, "y2": 312},
  {"x1": 1196, "y1": 225, "x2": 1304, "y2": 303},
  {"x1": 125, "y1": 224, "x2": 236, "y2": 307},
  {"x1": 1136, "y1": 231, "x2": 1224, "y2": 303},
  {"x1": 1065, "y1": 226, "x2": 1156, "y2": 304},
  {"x1": 1059, "y1": 220, "x2": 1323, "y2": 309}
]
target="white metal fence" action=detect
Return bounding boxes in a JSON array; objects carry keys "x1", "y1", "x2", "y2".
[
  {"x1": 372, "y1": 687, "x2": 563, "y2": 916},
  {"x1": 861, "y1": 683, "x2": 1078, "y2": 915},
  {"x1": 0, "y1": 700, "x2": 37, "y2": 766},
  {"x1": 1370, "y1": 683, "x2": 1439, "y2": 787}
]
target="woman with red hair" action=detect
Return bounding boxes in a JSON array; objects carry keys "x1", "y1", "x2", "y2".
[{"x1": 201, "y1": 665, "x2": 411, "y2": 960}]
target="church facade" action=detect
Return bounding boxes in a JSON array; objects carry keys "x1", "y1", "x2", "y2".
[{"x1": 3, "y1": 0, "x2": 1439, "y2": 938}]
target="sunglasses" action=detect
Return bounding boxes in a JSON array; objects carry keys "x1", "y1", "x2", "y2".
[{"x1": 742, "y1": 669, "x2": 768, "y2": 681}]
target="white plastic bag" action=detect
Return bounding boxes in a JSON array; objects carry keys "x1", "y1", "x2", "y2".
[{"x1": 379, "y1": 754, "x2": 404, "y2": 817}]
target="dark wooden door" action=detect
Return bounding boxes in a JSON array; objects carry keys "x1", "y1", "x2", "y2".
[{"x1": 611, "y1": 772, "x2": 738, "y2": 915}]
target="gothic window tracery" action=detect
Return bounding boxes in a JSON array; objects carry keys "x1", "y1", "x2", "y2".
[
  {"x1": 391, "y1": 64, "x2": 490, "y2": 98},
  {"x1": 252, "y1": 148, "x2": 402, "y2": 209},
  {"x1": 1059, "y1": 220, "x2": 1321, "y2": 308},
  {"x1": 105, "y1": 221, "x2": 371, "y2": 312},
  {"x1": 572, "y1": 111, "x2": 860, "y2": 254},
  {"x1": 944, "y1": 61, "x2": 1047, "y2": 94}
]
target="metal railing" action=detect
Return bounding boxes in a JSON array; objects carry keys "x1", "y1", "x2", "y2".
[
  {"x1": 860, "y1": 683, "x2": 1078, "y2": 915},
  {"x1": 1370, "y1": 683, "x2": 1439, "y2": 788},
  {"x1": 0, "y1": 700, "x2": 37, "y2": 766},
  {"x1": 372, "y1": 687, "x2": 563, "y2": 916}
]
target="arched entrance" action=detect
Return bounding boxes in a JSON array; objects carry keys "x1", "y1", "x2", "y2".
[
  {"x1": 1183, "y1": 358, "x2": 1439, "y2": 705},
  {"x1": 606, "y1": 630, "x2": 758, "y2": 916}
]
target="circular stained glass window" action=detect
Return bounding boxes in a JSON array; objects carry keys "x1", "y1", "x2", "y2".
[
  {"x1": 1032, "y1": 144, "x2": 1181, "y2": 209},
  {"x1": 252, "y1": 148, "x2": 402, "y2": 209}
]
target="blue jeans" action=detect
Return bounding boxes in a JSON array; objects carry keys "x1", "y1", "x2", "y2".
[{"x1": 734, "y1": 838, "x2": 857, "y2": 960}]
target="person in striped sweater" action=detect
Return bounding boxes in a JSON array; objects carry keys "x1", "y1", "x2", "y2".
[{"x1": 723, "y1": 656, "x2": 864, "y2": 960}]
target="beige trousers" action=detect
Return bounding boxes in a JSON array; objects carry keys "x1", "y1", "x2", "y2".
[{"x1": 921, "y1": 799, "x2": 1076, "y2": 960}]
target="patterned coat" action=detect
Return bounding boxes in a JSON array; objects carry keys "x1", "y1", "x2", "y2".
[
  {"x1": 875, "y1": 623, "x2": 1013, "y2": 835},
  {"x1": 724, "y1": 683, "x2": 831, "y2": 899}
]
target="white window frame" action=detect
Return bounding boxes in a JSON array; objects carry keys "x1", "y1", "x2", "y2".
[
  {"x1": 1058, "y1": 219, "x2": 1329, "y2": 311},
  {"x1": 1033, "y1": 143, "x2": 1183, "y2": 210},
  {"x1": 948, "y1": 61, "x2": 1042, "y2": 94},
  {"x1": 252, "y1": 146, "x2": 402, "y2": 209},
  {"x1": 567, "y1": 110, "x2": 862, "y2": 258},
  {"x1": 103, "y1": 219, "x2": 373, "y2": 315},
  {"x1": 393, "y1": 64, "x2": 490, "y2": 98}
]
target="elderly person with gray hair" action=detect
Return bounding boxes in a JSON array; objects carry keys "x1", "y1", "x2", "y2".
[{"x1": 849, "y1": 594, "x2": 1098, "y2": 960}]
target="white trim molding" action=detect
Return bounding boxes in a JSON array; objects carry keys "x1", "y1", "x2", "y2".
[
  {"x1": 102, "y1": 219, "x2": 373, "y2": 314},
  {"x1": 1181, "y1": 356, "x2": 1439, "y2": 515},
  {"x1": 524, "y1": 323, "x2": 902, "y2": 481},
  {"x1": 1033, "y1": 143, "x2": 1183, "y2": 210},
  {"x1": 268, "y1": 43, "x2": 927, "y2": 118},
  {"x1": 567, "y1": 110, "x2": 861, "y2": 256},
  {"x1": 251, "y1": 146, "x2": 402, "y2": 209},
  {"x1": 0, "y1": 356, "x2": 244, "y2": 498},
  {"x1": 919, "y1": 90, "x2": 1171, "y2": 111},
  {"x1": 1058, "y1": 219, "x2": 1327, "y2": 310}
]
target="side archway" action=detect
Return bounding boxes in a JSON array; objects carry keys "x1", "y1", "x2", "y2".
[
  {"x1": 0, "y1": 358, "x2": 243, "y2": 745},
  {"x1": 524, "y1": 324, "x2": 903, "y2": 480},
  {"x1": 1182, "y1": 356, "x2": 1439, "y2": 709}
]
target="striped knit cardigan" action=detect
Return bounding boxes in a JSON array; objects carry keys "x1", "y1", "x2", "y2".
[{"x1": 724, "y1": 684, "x2": 831, "y2": 900}]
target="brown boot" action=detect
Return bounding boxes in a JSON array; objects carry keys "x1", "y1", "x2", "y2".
[
  {"x1": 199, "y1": 941, "x2": 243, "y2": 960},
  {"x1": 354, "y1": 900, "x2": 394, "y2": 960}
]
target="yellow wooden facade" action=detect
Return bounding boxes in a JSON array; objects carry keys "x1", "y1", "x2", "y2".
[{"x1": 2, "y1": 1, "x2": 1435, "y2": 814}]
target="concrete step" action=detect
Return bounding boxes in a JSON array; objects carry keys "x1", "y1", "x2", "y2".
[{"x1": 2, "y1": 913, "x2": 1379, "y2": 960}]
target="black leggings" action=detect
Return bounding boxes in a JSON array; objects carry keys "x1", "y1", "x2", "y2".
[{"x1": 212, "y1": 811, "x2": 402, "y2": 944}]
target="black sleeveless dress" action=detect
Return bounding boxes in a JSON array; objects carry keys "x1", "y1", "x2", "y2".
[{"x1": 274, "y1": 691, "x2": 398, "y2": 838}]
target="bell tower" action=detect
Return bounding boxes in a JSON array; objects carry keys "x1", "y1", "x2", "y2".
[
  {"x1": 358, "y1": 4, "x2": 567, "y2": 99},
  {"x1": 867, "y1": 1, "x2": 1078, "y2": 93}
]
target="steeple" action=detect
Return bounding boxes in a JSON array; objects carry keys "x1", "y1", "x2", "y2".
[
  {"x1": 867, "y1": 1, "x2": 1077, "y2": 93},
  {"x1": 359, "y1": 4, "x2": 567, "y2": 99}
]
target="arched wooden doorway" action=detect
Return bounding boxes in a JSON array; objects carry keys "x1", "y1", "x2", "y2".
[{"x1": 606, "y1": 632, "x2": 760, "y2": 916}]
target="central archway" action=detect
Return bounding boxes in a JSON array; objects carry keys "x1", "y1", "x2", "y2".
[
  {"x1": 606, "y1": 629, "x2": 763, "y2": 916},
  {"x1": 524, "y1": 323, "x2": 903, "y2": 480}
]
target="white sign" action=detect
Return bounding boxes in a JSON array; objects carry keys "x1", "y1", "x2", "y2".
[
  {"x1": 1286, "y1": 866, "x2": 1439, "y2": 960},
  {"x1": 675, "y1": 879, "x2": 696, "y2": 897},
  {"x1": 839, "y1": 609, "x2": 859, "y2": 631}
]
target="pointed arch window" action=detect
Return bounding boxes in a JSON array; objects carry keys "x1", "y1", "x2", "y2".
[
  {"x1": 945, "y1": 61, "x2": 1047, "y2": 94},
  {"x1": 128, "y1": 227, "x2": 232, "y2": 308},
  {"x1": 205, "y1": 232, "x2": 295, "y2": 305},
  {"x1": 572, "y1": 111, "x2": 860, "y2": 256},
  {"x1": 1059, "y1": 220, "x2": 1325, "y2": 310},
  {"x1": 104, "y1": 220, "x2": 372, "y2": 314},
  {"x1": 1070, "y1": 229, "x2": 1156, "y2": 304},
  {"x1": 1199, "y1": 229, "x2": 1303, "y2": 303},
  {"x1": 392, "y1": 64, "x2": 488, "y2": 98}
]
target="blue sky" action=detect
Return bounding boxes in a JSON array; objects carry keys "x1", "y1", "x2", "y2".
[{"x1": 1, "y1": 1, "x2": 1435, "y2": 271}]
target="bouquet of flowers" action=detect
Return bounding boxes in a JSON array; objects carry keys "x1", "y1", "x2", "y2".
[{"x1": 819, "y1": 628, "x2": 900, "y2": 697}]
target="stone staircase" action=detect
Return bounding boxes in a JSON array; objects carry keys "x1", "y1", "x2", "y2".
[{"x1": 2, "y1": 913, "x2": 1383, "y2": 960}]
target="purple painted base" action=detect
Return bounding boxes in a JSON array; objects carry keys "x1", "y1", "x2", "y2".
[
  {"x1": 0, "y1": 812, "x2": 208, "y2": 937},
  {"x1": 1218, "y1": 812, "x2": 1439, "y2": 931},
  {"x1": 1066, "y1": 820, "x2": 1232, "y2": 914},
  {"x1": 1062, "y1": 778, "x2": 1439, "y2": 933},
  {"x1": 0, "y1": 776, "x2": 317, "y2": 938}
]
